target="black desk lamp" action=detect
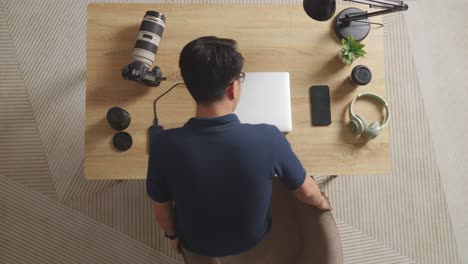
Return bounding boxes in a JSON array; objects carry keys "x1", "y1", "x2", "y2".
[
  {"x1": 303, "y1": 0, "x2": 408, "y2": 41},
  {"x1": 303, "y1": 0, "x2": 336, "y2": 21}
]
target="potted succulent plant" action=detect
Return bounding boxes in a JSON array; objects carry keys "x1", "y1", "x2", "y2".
[{"x1": 339, "y1": 34, "x2": 366, "y2": 66}]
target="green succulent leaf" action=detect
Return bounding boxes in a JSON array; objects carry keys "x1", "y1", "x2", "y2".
[
  {"x1": 341, "y1": 34, "x2": 366, "y2": 61},
  {"x1": 355, "y1": 50, "x2": 365, "y2": 57}
]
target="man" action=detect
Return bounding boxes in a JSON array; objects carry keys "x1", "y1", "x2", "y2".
[{"x1": 146, "y1": 36, "x2": 331, "y2": 263}]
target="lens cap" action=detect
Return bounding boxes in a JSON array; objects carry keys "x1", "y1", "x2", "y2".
[
  {"x1": 113, "y1": 132, "x2": 133, "y2": 151},
  {"x1": 107, "y1": 107, "x2": 131, "y2": 131}
]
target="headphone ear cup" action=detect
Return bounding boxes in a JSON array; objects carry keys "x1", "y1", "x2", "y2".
[
  {"x1": 362, "y1": 121, "x2": 381, "y2": 139},
  {"x1": 350, "y1": 115, "x2": 367, "y2": 135}
]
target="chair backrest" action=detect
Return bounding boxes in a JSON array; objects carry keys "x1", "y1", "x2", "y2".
[
  {"x1": 270, "y1": 178, "x2": 343, "y2": 264},
  {"x1": 182, "y1": 178, "x2": 343, "y2": 264}
]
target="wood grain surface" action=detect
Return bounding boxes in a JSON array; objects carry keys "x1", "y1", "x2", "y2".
[{"x1": 86, "y1": 3, "x2": 390, "y2": 179}]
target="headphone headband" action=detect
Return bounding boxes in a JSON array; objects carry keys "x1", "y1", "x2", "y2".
[{"x1": 348, "y1": 93, "x2": 390, "y2": 130}]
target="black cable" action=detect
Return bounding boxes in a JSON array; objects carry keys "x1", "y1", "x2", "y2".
[
  {"x1": 153, "y1": 82, "x2": 185, "y2": 125},
  {"x1": 353, "y1": 19, "x2": 384, "y2": 27}
]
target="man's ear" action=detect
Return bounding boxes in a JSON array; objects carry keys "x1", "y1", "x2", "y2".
[{"x1": 226, "y1": 83, "x2": 236, "y2": 101}]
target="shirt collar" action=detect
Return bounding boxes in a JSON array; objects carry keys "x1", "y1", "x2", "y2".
[{"x1": 184, "y1": 113, "x2": 240, "y2": 129}]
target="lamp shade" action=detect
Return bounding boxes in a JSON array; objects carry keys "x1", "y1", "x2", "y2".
[{"x1": 303, "y1": 0, "x2": 336, "y2": 21}]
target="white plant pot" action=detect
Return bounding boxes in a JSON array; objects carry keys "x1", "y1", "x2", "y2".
[{"x1": 338, "y1": 48, "x2": 359, "y2": 66}]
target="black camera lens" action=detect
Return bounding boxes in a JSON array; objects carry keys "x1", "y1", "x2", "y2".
[
  {"x1": 349, "y1": 65, "x2": 372, "y2": 87},
  {"x1": 145, "y1": 11, "x2": 166, "y2": 22},
  {"x1": 106, "y1": 107, "x2": 131, "y2": 131}
]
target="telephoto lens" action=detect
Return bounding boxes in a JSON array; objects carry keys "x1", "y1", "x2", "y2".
[
  {"x1": 133, "y1": 11, "x2": 166, "y2": 68},
  {"x1": 121, "y1": 11, "x2": 167, "y2": 87}
]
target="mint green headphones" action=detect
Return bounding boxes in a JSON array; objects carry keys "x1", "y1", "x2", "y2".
[{"x1": 348, "y1": 93, "x2": 390, "y2": 139}]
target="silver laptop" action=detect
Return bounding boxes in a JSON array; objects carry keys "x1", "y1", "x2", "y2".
[{"x1": 234, "y1": 72, "x2": 293, "y2": 132}]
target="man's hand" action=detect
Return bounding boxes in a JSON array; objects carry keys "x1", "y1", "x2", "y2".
[
  {"x1": 171, "y1": 238, "x2": 181, "y2": 254},
  {"x1": 317, "y1": 192, "x2": 331, "y2": 211},
  {"x1": 294, "y1": 176, "x2": 332, "y2": 210}
]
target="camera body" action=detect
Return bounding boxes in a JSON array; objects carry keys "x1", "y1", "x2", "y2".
[
  {"x1": 121, "y1": 11, "x2": 167, "y2": 87},
  {"x1": 121, "y1": 61, "x2": 166, "y2": 87}
]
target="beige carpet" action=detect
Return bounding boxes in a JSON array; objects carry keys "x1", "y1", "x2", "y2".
[
  {"x1": 0, "y1": 0, "x2": 465, "y2": 263},
  {"x1": 403, "y1": 0, "x2": 468, "y2": 260}
]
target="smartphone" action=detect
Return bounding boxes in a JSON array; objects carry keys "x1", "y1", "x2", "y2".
[{"x1": 310, "y1": 85, "x2": 332, "y2": 126}]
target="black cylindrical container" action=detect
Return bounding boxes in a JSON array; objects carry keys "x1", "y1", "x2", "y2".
[
  {"x1": 106, "y1": 107, "x2": 131, "y2": 131},
  {"x1": 349, "y1": 65, "x2": 372, "y2": 87}
]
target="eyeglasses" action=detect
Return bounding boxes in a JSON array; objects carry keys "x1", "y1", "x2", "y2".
[
  {"x1": 239, "y1": 72, "x2": 246, "y2": 83},
  {"x1": 227, "y1": 72, "x2": 246, "y2": 87}
]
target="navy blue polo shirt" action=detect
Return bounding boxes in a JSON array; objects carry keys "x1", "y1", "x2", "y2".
[{"x1": 146, "y1": 114, "x2": 306, "y2": 257}]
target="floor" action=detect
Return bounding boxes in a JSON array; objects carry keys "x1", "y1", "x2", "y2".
[{"x1": 1, "y1": 0, "x2": 467, "y2": 263}]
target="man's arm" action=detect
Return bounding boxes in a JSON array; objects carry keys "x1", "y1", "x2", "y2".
[
  {"x1": 294, "y1": 176, "x2": 331, "y2": 210},
  {"x1": 153, "y1": 201, "x2": 176, "y2": 235},
  {"x1": 152, "y1": 200, "x2": 180, "y2": 252},
  {"x1": 270, "y1": 127, "x2": 331, "y2": 210}
]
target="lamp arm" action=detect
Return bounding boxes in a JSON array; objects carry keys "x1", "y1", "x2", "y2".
[
  {"x1": 345, "y1": 0, "x2": 407, "y2": 8},
  {"x1": 340, "y1": 1, "x2": 408, "y2": 23},
  {"x1": 364, "y1": 0, "x2": 406, "y2": 6},
  {"x1": 345, "y1": 0, "x2": 394, "y2": 8}
]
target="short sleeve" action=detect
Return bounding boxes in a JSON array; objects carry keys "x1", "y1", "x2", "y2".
[
  {"x1": 146, "y1": 135, "x2": 172, "y2": 202},
  {"x1": 272, "y1": 127, "x2": 306, "y2": 190}
]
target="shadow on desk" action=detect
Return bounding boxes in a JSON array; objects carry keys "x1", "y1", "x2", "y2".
[{"x1": 308, "y1": 55, "x2": 348, "y2": 81}]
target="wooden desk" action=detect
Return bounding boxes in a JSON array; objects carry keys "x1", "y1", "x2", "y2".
[{"x1": 86, "y1": 4, "x2": 390, "y2": 179}]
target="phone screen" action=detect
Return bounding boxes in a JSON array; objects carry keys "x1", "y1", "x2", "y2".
[{"x1": 310, "y1": 85, "x2": 332, "y2": 126}]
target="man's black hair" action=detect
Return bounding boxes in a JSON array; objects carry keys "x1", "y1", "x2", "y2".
[{"x1": 179, "y1": 36, "x2": 244, "y2": 104}]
